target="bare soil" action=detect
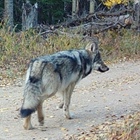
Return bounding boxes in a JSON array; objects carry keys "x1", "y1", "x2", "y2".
[{"x1": 0, "y1": 61, "x2": 140, "y2": 140}]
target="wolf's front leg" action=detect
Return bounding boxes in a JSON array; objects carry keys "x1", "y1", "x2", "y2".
[
  {"x1": 23, "y1": 115, "x2": 33, "y2": 130},
  {"x1": 37, "y1": 103, "x2": 44, "y2": 126},
  {"x1": 63, "y1": 83, "x2": 75, "y2": 119},
  {"x1": 59, "y1": 92, "x2": 64, "y2": 109}
]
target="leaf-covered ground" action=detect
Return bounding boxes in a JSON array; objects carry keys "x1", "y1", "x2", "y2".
[{"x1": 66, "y1": 112, "x2": 140, "y2": 140}]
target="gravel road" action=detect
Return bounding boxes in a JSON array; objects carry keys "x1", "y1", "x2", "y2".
[{"x1": 0, "y1": 61, "x2": 140, "y2": 140}]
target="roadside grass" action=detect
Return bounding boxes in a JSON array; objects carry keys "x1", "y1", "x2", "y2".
[
  {"x1": 99, "y1": 29, "x2": 140, "y2": 62},
  {"x1": 0, "y1": 26, "x2": 140, "y2": 83},
  {"x1": 0, "y1": 27, "x2": 87, "y2": 83},
  {"x1": 0, "y1": 25, "x2": 140, "y2": 139},
  {"x1": 0, "y1": 28, "x2": 140, "y2": 76}
]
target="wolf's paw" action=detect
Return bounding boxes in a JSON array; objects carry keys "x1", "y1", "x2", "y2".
[
  {"x1": 39, "y1": 120, "x2": 44, "y2": 126},
  {"x1": 23, "y1": 123, "x2": 33, "y2": 130},
  {"x1": 65, "y1": 112, "x2": 74, "y2": 119}
]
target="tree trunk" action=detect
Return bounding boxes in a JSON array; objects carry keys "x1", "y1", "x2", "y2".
[
  {"x1": 22, "y1": 1, "x2": 38, "y2": 30},
  {"x1": 4, "y1": 0, "x2": 13, "y2": 29},
  {"x1": 72, "y1": 0, "x2": 79, "y2": 19},
  {"x1": 72, "y1": 0, "x2": 76, "y2": 18},
  {"x1": 133, "y1": 0, "x2": 140, "y2": 31},
  {"x1": 89, "y1": 0, "x2": 95, "y2": 14}
]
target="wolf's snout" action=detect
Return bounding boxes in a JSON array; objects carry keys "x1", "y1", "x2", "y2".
[{"x1": 98, "y1": 64, "x2": 109, "y2": 72}]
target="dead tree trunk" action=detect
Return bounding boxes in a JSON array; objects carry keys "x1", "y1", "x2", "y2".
[
  {"x1": 72, "y1": 0, "x2": 79, "y2": 19},
  {"x1": 4, "y1": 0, "x2": 13, "y2": 30},
  {"x1": 22, "y1": 1, "x2": 38, "y2": 30},
  {"x1": 133, "y1": 0, "x2": 140, "y2": 31},
  {"x1": 89, "y1": 0, "x2": 95, "y2": 14}
]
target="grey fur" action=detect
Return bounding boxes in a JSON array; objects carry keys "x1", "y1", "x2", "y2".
[{"x1": 20, "y1": 42, "x2": 109, "y2": 130}]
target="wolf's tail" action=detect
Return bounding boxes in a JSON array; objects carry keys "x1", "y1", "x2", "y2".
[
  {"x1": 20, "y1": 85, "x2": 41, "y2": 118},
  {"x1": 20, "y1": 60, "x2": 45, "y2": 118},
  {"x1": 20, "y1": 96, "x2": 38, "y2": 118}
]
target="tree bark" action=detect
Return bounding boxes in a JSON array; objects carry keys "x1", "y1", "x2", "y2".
[
  {"x1": 133, "y1": 0, "x2": 140, "y2": 30},
  {"x1": 22, "y1": 1, "x2": 38, "y2": 30},
  {"x1": 4, "y1": 0, "x2": 13, "y2": 29},
  {"x1": 72, "y1": 0, "x2": 79, "y2": 19},
  {"x1": 89, "y1": 0, "x2": 95, "y2": 14}
]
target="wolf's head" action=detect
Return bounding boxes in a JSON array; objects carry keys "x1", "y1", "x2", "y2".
[{"x1": 86, "y1": 42, "x2": 109, "y2": 73}]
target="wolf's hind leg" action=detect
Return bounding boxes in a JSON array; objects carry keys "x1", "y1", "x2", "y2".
[
  {"x1": 63, "y1": 83, "x2": 75, "y2": 119},
  {"x1": 23, "y1": 115, "x2": 33, "y2": 130},
  {"x1": 37, "y1": 103, "x2": 44, "y2": 126}
]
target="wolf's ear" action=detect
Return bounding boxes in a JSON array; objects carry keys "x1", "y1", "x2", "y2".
[{"x1": 85, "y1": 42, "x2": 98, "y2": 52}]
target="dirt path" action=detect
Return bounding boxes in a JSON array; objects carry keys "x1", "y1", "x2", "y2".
[{"x1": 0, "y1": 61, "x2": 140, "y2": 140}]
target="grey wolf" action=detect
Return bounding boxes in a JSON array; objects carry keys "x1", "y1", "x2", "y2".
[{"x1": 20, "y1": 42, "x2": 109, "y2": 130}]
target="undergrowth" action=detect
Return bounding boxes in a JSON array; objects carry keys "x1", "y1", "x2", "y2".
[
  {"x1": 0, "y1": 27, "x2": 86, "y2": 79},
  {"x1": 0, "y1": 25, "x2": 140, "y2": 80},
  {"x1": 99, "y1": 29, "x2": 140, "y2": 61}
]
